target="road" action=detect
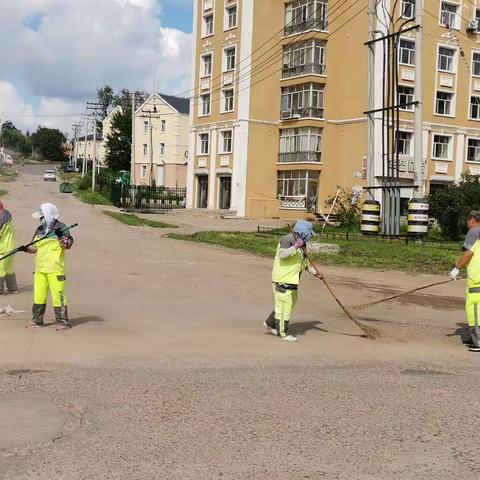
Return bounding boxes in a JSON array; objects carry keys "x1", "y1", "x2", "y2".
[{"x1": 0, "y1": 164, "x2": 477, "y2": 480}]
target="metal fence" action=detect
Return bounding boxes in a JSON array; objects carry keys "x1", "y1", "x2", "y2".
[{"x1": 111, "y1": 184, "x2": 187, "y2": 212}]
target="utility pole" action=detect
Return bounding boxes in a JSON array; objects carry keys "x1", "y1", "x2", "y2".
[
  {"x1": 414, "y1": 0, "x2": 423, "y2": 198},
  {"x1": 82, "y1": 116, "x2": 89, "y2": 178},
  {"x1": 140, "y1": 105, "x2": 159, "y2": 187},
  {"x1": 86, "y1": 102, "x2": 104, "y2": 191},
  {"x1": 131, "y1": 92, "x2": 136, "y2": 185},
  {"x1": 366, "y1": 0, "x2": 376, "y2": 196},
  {"x1": 72, "y1": 121, "x2": 82, "y2": 170}
]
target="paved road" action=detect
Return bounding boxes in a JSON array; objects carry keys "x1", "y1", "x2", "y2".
[{"x1": 0, "y1": 164, "x2": 477, "y2": 479}]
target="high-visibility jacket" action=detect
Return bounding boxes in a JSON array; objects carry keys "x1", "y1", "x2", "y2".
[
  {"x1": 0, "y1": 214, "x2": 16, "y2": 277},
  {"x1": 33, "y1": 220, "x2": 73, "y2": 274},
  {"x1": 272, "y1": 233, "x2": 308, "y2": 285}
]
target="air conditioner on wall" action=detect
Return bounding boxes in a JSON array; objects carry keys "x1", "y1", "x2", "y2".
[{"x1": 467, "y1": 19, "x2": 479, "y2": 31}]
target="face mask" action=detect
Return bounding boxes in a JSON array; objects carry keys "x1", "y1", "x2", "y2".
[{"x1": 40, "y1": 218, "x2": 47, "y2": 227}]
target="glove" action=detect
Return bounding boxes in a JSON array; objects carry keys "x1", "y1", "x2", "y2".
[
  {"x1": 449, "y1": 267, "x2": 460, "y2": 281},
  {"x1": 26, "y1": 245, "x2": 37, "y2": 254},
  {"x1": 294, "y1": 239, "x2": 304, "y2": 249},
  {"x1": 17, "y1": 245, "x2": 28, "y2": 252},
  {"x1": 59, "y1": 236, "x2": 72, "y2": 249},
  {"x1": 54, "y1": 228, "x2": 64, "y2": 238}
]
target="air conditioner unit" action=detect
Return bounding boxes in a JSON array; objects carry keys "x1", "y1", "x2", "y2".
[{"x1": 467, "y1": 19, "x2": 479, "y2": 31}]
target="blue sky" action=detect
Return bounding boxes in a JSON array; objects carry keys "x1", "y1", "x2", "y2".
[{"x1": 160, "y1": 0, "x2": 193, "y2": 32}]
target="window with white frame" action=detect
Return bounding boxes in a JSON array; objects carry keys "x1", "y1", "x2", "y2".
[
  {"x1": 199, "y1": 133, "x2": 210, "y2": 155},
  {"x1": 203, "y1": 0, "x2": 213, "y2": 11},
  {"x1": 222, "y1": 89, "x2": 234, "y2": 112},
  {"x1": 279, "y1": 127, "x2": 322, "y2": 163},
  {"x1": 277, "y1": 170, "x2": 320, "y2": 211},
  {"x1": 159, "y1": 143, "x2": 165, "y2": 156},
  {"x1": 141, "y1": 165, "x2": 147, "y2": 178},
  {"x1": 143, "y1": 120, "x2": 149, "y2": 134},
  {"x1": 284, "y1": 0, "x2": 328, "y2": 36},
  {"x1": 143, "y1": 144, "x2": 148, "y2": 156},
  {"x1": 282, "y1": 39, "x2": 326, "y2": 78},
  {"x1": 432, "y1": 134, "x2": 451, "y2": 159},
  {"x1": 476, "y1": 9, "x2": 480, "y2": 32},
  {"x1": 281, "y1": 83, "x2": 324, "y2": 119},
  {"x1": 161, "y1": 119, "x2": 166, "y2": 132},
  {"x1": 440, "y1": 2, "x2": 460, "y2": 30},
  {"x1": 399, "y1": 39, "x2": 415, "y2": 65},
  {"x1": 435, "y1": 91, "x2": 453, "y2": 115},
  {"x1": 398, "y1": 85, "x2": 414, "y2": 110},
  {"x1": 438, "y1": 46, "x2": 455, "y2": 72},
  {"x1": 200, "y1": 93, "x2": 211, "y2": 116},
  {"x1": 203, "y1": 14, "x2": 214, "y2": 37},
  {"x1": 401, "y1": 0, "x2": 415, "y2": 19},
  {"x1": 225, "y1": 4, "x2": 237, "y2": 29},
  {"x1": 467, "y1": 138, "x2": 480, "y2": 162},
  {"x1": 201, "y1": 54, "x2": 212, "y2": 77},
  {"x1": 224, "y1": 47, "x2": 236, "y2": 71},
  {"x1": 395, "y1": 131, "x2": 413, "y2": 156},
  {"x1": 470, "y1": 96, "x2": 480, "y2": 120},
  {"x1": 220, "y1": 130, "x2": 233, "y2": 153},
  {"x1": 473, "y1": 52, "x2": 480, "y2": 77}
]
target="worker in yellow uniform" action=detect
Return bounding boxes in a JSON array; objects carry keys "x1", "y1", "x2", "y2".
[
  {"x1": 25, "y1": 203, "x2": 73, "y2": 330},
  {"x1": 0, "y1": 201, "x2": 18, "y2": 294},
  {"x1": 451, "y1": 210, "x2": 480, "y2": 352},
  {"x1": 264, "y1": 220, "x2": 323, "y2": 342}
]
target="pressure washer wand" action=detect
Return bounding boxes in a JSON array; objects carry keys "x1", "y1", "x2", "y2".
[{"x1": 0, "y1": 223, "x2": 79, "y2": 263}]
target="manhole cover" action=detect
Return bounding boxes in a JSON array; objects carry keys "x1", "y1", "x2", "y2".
[{"x1": 0, "y1": 393, "x2": 72, "y2": 450}]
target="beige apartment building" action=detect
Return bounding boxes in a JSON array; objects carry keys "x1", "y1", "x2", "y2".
[
  {"x1": 75, "y1": 132, "x2": 103, "y2": 171},
  {"x1": 133, "y1": 93, "x2": 190, "y2": 188},
  {"x1": 187, "y1": 0, "x2": 480, "y2": 219}
]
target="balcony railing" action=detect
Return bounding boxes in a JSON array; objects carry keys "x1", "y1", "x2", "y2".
[
  {"x1": 278, "y1": 151, "x2": 322, "y2": 163},
  {"x1": 284, "y1": 18, "x2": 328, "y2": 36},
  {"x1": 279, "y1": 195, "x2": 307, "y2": 209},
  {"x1": 282, "y1": 63, "x2": 326, "y2": 78},
  {"x1": 280, "y1": 107, "x2": 324, "y2": 120}
]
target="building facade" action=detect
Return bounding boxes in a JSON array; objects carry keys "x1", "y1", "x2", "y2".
[
  {"x1": 75, "y1": 132, "x2": 103, "y2": 171},
  {"x1": 187, "y1": 0, "x2": 480, "y2": 219}
]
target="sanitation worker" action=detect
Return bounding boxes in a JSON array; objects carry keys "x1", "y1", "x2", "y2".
[
  {"x1": 450, "y1": 210, "x2": 480, "y2": 352},
  {"x1": 0, "y1": 201, "x2": 18, "y2": 294},
  {"x1": 25, "y1": 203, "x2": 73, "y2": 330},
  {"x1": 263, "y1": 220, "x2": 323, "y2": 342}
]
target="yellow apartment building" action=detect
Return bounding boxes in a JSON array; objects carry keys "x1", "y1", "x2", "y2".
[{"x1": 187, "y1": 0, "x2": 480, "y2": 219}]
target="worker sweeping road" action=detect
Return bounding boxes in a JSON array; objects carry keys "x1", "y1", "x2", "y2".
[
  {"x1": 24, "y1": 203, "x2": 74, "y2": 331},
  {"x1": 0, "y1": 201, "x2": 18, "y2": 295},
  {"x1": 451, "y1": 210, "x2": 480, "y2": 352},
  {"x1": 263, "y1": 220, "x2": 323, "y2": 342}
]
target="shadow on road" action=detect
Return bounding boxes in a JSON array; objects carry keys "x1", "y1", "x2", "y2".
[
  {"x1": 447, "y1": 322, "x2": 470, "y2": 343},
  {"x1": 71, "y1": 316, "x2": 104, "y2": 328},
  {"x1": 292, "y1": 321, "x2": 363, "y2": 338}
]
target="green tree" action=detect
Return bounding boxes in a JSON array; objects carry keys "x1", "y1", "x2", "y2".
[
  {"x1": 324, "y1": 188, "x2": 362, "y2": 231},
  {"x1": 97, "y1": 85, "x2": 114, "y2": 119},
  {"x1": 1, "y1": 121, "x2": 32, "y2": 156},
  {"x1": 105, "y1": 108, "x2": 131, "y2": 171},
  {"x1": 30, "y1": 126, "x2": 66, "y2": 162}
]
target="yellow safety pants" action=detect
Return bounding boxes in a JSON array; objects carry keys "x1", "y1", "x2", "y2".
[
  {"x1": 273, "y1": 284, "x2": 298, "y2": 337},
  {"x1": 34, "y1": 272, "x2": 67, "y2": 307},
  {"x1": 466, "y1": 285, "x2": 480, "y2": 347}
]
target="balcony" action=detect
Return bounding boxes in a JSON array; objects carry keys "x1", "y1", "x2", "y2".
[
  {"x1": 282, "y1": 63, "x2": 326, "y2": 79},
  {"x1": 279, "y1": 195, "x2": 307, "y2": 209},
  {"x1": 284, "y1": 18, "x2": 328, "y2": 36},
  {"x1": 280, "y1": 107, "x2": 324, "y2": 120},
  {"x1": 278, "y1": 151, "x2": 322, "y2": 163}
]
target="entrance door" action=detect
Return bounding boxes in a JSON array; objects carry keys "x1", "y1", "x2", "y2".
[
  {"x1": 219, "y1": 176, "x2": 231, "y2": 210},
  {"x1": 197, "y1": 175, "x2": 208, "y2": 208},
  {"x1": 157, "y1": 164, "x2": 165, "y2": 187}
]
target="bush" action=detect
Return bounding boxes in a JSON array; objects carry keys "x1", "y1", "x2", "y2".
[
  {"x1": 75, "y1": 173, "x2": 92, "y2": 191},
  {"x1": 324, "y1": 188, "x2": 362, "y2": 231}
]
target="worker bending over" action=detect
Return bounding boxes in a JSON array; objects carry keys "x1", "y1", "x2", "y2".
[{"x1": 0, "y1": 201, "x2": 18, "y2": 294}]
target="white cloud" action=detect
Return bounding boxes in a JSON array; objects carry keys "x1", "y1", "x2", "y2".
[{"x1": 0, "y1": 0, "x2": 192, "y2": 133}]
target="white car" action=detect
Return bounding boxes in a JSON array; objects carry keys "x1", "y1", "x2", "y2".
[{"x1": 43, "y1": 170, "x2": 56, "y2": 182}]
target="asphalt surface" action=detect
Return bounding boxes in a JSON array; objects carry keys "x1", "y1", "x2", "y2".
[{"x1": 0, "y1": 164, "x2": 477, "y2": 480}]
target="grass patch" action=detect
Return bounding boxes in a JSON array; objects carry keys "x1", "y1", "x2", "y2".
[
  {"x1": 103, "y1": 211, "x2": 176, "y2": 229},
  {"x1": 75, "y1": 189, "x2": 112, "y2": 206},
  {"x1": 0, "y1": 189, "x2": 8, "y2": 197},
  {"x1": 169, "y1": 231, "x2": 459, "y2": 274}
]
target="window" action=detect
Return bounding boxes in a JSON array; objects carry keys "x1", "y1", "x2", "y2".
[
  {"x1": 432, "y1": 134, "x2": 451, "y2": 159},
  {"x1": 395, "y1": 131, "x2": 413, "y2": 156},
  {"x1": 473, "y1": 52, "x2": 480, "y2": 77},
  {"x1": 159, "y1": 143, "x2": 165, "y2": 156},
  {"x1": 283, "y1": 39, "x2": 326, "y2": 78},
  {"x1": 399, "y1": 39, "x2": 415, "y2": 65},
  {"x1": 476, "y1": 9, "x2": 480, "y2": 32},
  {"x1": 401, "y1": 0, "x2": 415, "y2": 19},
  {"x1": 277, "y1": 170, "x2": 320, "y2": 211},
  {"x1": 284, "y1": 0, "x2": 328, "y2": 36},
  {"x1": 143, "y1": 121, "x2": 149, "y2": 134},
  {"x1": 203, "y1": 14, "x2": 214, "y2": 37},
  {"x1": 435, "y1": 91, "x2": 453, "y2": 115},
  {"x1": 222, "y1": 89, "x2": 234, "y2": 112},
  {"x1": 141, "y1": 165, "x2": 147, "y2": 178},
  {"x1": 161, "y1": 119, "x2": 166, "y2": 132},
  {"x1": 470, "y1": 96, "x2": 480, "y2": 120},
  {"x1": 440, "y1": 2, "x2": 460, "y2": 30},
  {"x1": 224, "y1": 47, "x2": 236, "y2": 71},
  {"x1": 279, "y1": 127, "x2": 322, "y2": 163},
  {"x1": 281, "y1": 83, "x2": 324, "y2": 120},
  {"x1": 202, "y1": 54, "x2": 212, "y2": 77},
  {"x1": 220, "y1": 130, "x2": 233, "y2": 153},
  {"x1": 468, "y1": 138, "x2": 480, "y2": 162},
  {"x1": 199, "y1": 133, "x2": 210, "y2": 155},
  {"x1": 398, "y1": 86, "x2": 414, "y2": 110},
  {"x1": 438, "y1": 46, "x2": 455, "y2": 72},
  {"x1": 143, "y1": 144, "x2": 148, "y2": 156},
  {"x1": 226, "y1": 5, "x2": 237, "y2": 29},
  {"x1": 200, "y1": 94, "x2": 211, "y2": 116}
]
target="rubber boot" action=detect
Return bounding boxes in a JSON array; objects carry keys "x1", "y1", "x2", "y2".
[
  {"x1": 54, "y1": 306, "x2": 70, "y2": 328},
  {"x1": 5, "y1": 273, "x2": 17, "y2": 293},
  {"x1": 32, "y1": 303, "x2": 46, "y2": 326},
  {"x1": 265, "y1": 311, "x2": 276, "y2": 330}
]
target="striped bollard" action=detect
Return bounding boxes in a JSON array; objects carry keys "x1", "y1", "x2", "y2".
[
  {"x1": 361, "y1": 200, "x2": 381, "y2": 235},
  {"x1": 407, "y1": 198, "x2": 429, "y2": 237}
]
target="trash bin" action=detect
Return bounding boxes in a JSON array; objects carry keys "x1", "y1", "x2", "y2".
[{"x1": 59, "y1": 182, "x2": 73, "y2": 193}]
